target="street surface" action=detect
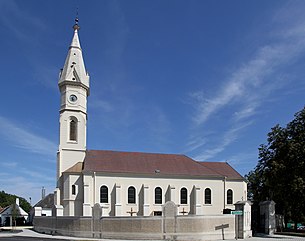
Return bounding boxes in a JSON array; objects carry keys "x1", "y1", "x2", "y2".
[{"x1": 0, "y1": 229, "x2": 305, "y2": 241}]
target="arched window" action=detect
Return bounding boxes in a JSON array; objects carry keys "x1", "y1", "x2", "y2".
[
  {"x1": 180, "y1": 187, "x2": 187, "y2": 204},
  {"x1": 100, "y1": 185, "x2": 108, "y2": 203},
  {"x1": 69, "y1": 117, "x2": 78, "y2": 141},
  {"x1": 128, "y1": 186, "x2": 136, "y2": 204},
  {"x1": 72, "y1": 185, "x2": 76, "y2": 195},
  {"x1": 227, "y1": 189, "x2": 233, "y2": 204},
  {"x1": 204, "y1": 188, "x2": 211, "y2": 204},
  {"x1": 155, "y1": 187, "x2": 162, "y2": 204}
]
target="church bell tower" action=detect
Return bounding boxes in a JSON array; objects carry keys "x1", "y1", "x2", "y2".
[{"x1": 57, "y1": 19, "x2": 90, "y2": 180}]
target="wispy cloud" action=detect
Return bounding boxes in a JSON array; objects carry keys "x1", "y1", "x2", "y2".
[
  {"x1": 0, "y1": 116, "x2": 57, "y2": 156},
  {"x1": 192, "y1": 41, "x2": 305, "y2": 126},
  {"x1": 193, "y1": 122, "x2": 252, "y2": 162},
  {"x1": 0, "y1": 0, "x2": 45, "y2": 42},
  {"x1": 20, "y1": 167, "x2": 54, "y2": 183},
  {"x1": 187, "y1": 2, "x2": 305, "y2": 162},
  {"x1": 1, "y1": 162, "x2": 18, "y2": 168},
  {"x1": 184, "y1": 136, "x2": 207, "y2": 153}
]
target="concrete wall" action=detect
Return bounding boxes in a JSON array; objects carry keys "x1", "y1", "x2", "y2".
[{"x1": 34, "y1": 215, "x2": 235, "y2": 240}]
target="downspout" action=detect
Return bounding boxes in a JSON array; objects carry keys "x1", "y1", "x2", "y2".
[
  {"x1": 223, "y1": 176, "x2": 227, "y2": 210},
  {"x1": 93, "y1": 172, "x2": 96, "y2": 204}
]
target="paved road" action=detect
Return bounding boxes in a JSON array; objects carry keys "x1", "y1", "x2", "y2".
[
  {"x1": 0, "y1": 237, "x2": 70, "y2": 241},
  {"x1": 1, "y1": 229, "x2": 305, "y2": 241}
]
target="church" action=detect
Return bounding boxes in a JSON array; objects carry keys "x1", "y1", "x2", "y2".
[{"x1": 53, "y1": 20, "x2": 247, "y2": 217}]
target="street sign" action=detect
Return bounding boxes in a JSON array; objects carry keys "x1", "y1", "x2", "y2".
[{"x1": 231, "y1": 210, "x2": 243, "y2": 215}]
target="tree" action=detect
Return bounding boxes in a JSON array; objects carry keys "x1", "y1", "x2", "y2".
[{"x1": 246, "y1": 107, "x2": 305, "y2": 230}]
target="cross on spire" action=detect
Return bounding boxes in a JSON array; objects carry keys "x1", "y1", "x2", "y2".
[{"x1": 73, "y1": 17, "x2": 80, "y2": 31}]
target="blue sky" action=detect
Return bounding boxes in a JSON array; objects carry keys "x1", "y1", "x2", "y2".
[{"x1": 1, "y1": 0, "x2": 305, "y2": 204}]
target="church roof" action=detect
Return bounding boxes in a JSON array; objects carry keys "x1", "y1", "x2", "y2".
[
  {"x1": 64, "y1": 162, "x2": 83, "y2": 173},
  {"x1": 199, "y1": 162, "x2": 244, "y2": 180},
  {"x1": 83, "y1": 150, "x2": 242, "y2": 179}
]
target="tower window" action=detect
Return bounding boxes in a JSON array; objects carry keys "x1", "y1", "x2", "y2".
[
  {"x1": 69, "y1": 117, "x2": 77, "y2": 141},
  {"x1": 180, "y1": 187, "x2": 187, "y2": 204},
  {"x1": 155, "y1": 187, "x2": 162, "y2": 204},
  {"x1": 227, "y1": 189, "x2": 233, "y2": 205},
  {"x1": 204, "y1": 188, "x2": 212, "y2": 204},
  {"x1": 128, "y1": 186, "x2": 136, "y2": 204},
  {"x1": 100, "y1": 185, "x2": 108, "y2": 203}
]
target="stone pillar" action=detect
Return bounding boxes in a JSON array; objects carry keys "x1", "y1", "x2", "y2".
[
  {"x1": 170, "y1": 186, "x2": 176, "y2": 203},
  {"x1": 54, "y1": 188, "x2": 60, "y2": 206},
  {"x1": 259, "y1": 200, "x2": 276, "y2": 234},
  {"x1": 162, "y1": 201, "x2": 178, "y2": 239},
  {"x1": 83, "y1": 183, "x2": 92, "y2": 216},
  {"x1": 195, "y1": 186, "x2": 202, "y2": 215},
  {"x1": 115, "y1": 183, "x2": 122, "y2": 216},
  {"x1": 143, "y1": 184, "x2": 150, "y2": 216},
  {"x1": 52, "y1": 205, "x2": 63, "y2": 216},
  {"x1": 34, "y1": 207, "x2": 42, "y2": 216},
  {"x1": 92, "y1": 203, "x2": 103, "y2": 238},
  {"x1": 234, "y1": 201, "x2": 252, "y2": 239}
]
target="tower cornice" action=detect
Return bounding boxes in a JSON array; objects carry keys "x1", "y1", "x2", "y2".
[{"x1": 58, "y1": 80, "x2": 90, "y2": 96}]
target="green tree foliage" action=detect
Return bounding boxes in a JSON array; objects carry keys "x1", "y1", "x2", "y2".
[
  {"x1": 246, "y1": 107, "x2": 305, "y2": 227},
  {"x1": 0, "y1": 190, "x2": 31, "y2": 213}
]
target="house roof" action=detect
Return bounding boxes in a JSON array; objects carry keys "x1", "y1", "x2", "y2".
[
  {"x1": 34, "y1": 193, "x2": 54, "y2": 209},
  {"x1": 199, "y1": 162, "x2": 244, "y2": 180},
  {"x1": 83, "y1": 150, "x2": 242, "y2": 179},
  {"x1": 0, "y1": 206, "x2": 9, "y2": 215},
  {"x1": 0, "y1": 204, "x2": 28, "y2": 216}
]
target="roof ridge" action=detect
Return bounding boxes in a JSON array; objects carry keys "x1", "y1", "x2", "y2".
[{"x1": 87, "y1": 149, "x2": 186, "y2": 157}]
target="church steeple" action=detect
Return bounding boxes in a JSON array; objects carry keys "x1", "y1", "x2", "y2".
[
  {"x1": 57, "y1": 19, "x2": 89, "y2": 180},
  {"x1": 58, "y1": 18, "x2": 90, "y2": 93}
]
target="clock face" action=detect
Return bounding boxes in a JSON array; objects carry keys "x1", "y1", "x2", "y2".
[{"x1": 69, "y1": 94, "x2": 78, "y2": 102}]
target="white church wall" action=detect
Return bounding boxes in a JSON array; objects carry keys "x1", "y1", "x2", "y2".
[
  {"x1": 58, "y1": 149, "x2": 86, "y2": 179},
  {"x1": 225, "y1": 180, "x2": 246, "y2": 209},
  {"x1": 63, "y1": 174, "x2": 83, "y2": 216},
  {"x1": 84, "y1": 174, "x2": 246, "y2": 217}
]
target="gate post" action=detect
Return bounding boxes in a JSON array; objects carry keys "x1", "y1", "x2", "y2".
[
  {"x1": 259, "y1": 201, "x2": 276, "y2": 234},
  {"x1": 234, "y1": 201, "x2": 252, "y2": 239}
]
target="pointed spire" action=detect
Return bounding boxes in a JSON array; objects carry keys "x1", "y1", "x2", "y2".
[
  {"x1": 58, "y1": 18, "x2": 90, "y2": 93},
  {"x1": 70, "y1": 18, "x2": 81, "y2": 49}
]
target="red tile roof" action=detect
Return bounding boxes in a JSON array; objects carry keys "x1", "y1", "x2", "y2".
[
  {"x1": 83, "y1": 150, "x2": 243, "y2": 179},
  {"x1": 199, "y1": 162, "x2": 244, "y2": 180},
  {"x1": 64, "y1": 162, "x2": 83, "y2": 173}
]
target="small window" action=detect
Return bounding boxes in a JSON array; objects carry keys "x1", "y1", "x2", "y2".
[
  {"x1": 69, "y1": 117, "x2": 77, "y2": 141},
  {"x1": 227, "y1": 189, "x2": 233, "y2": 205},
  {"x1": 72, "y1": 185, "x2": 76, "y2": 195},
  {"x1": 155, "y1": 187, "x2": 162, "y2": 204},
  {"x1": 204, "y1": 188, "x2": 212, "y2": 204},
  {"x1": 180, "y1": 187, "x2": 187, "y2": 204},
  {"x1": 128, "y1": 186, "x2": 136, "y2": 204},
  {"x1": 100, "y1": 185, "x2": 108, "y2": 203}
]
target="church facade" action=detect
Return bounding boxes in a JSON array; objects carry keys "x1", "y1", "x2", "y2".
[{"x1": 54, "y1": 22, "x2": 247, "y2": 217}]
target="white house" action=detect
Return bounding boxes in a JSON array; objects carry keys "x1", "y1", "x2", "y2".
[
  {"x1": 53, "y1": 20, "x2": 247, "y2": 217},
  {"x1": 0, "y1": 198, "x2": 28, "y2": 226}
]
